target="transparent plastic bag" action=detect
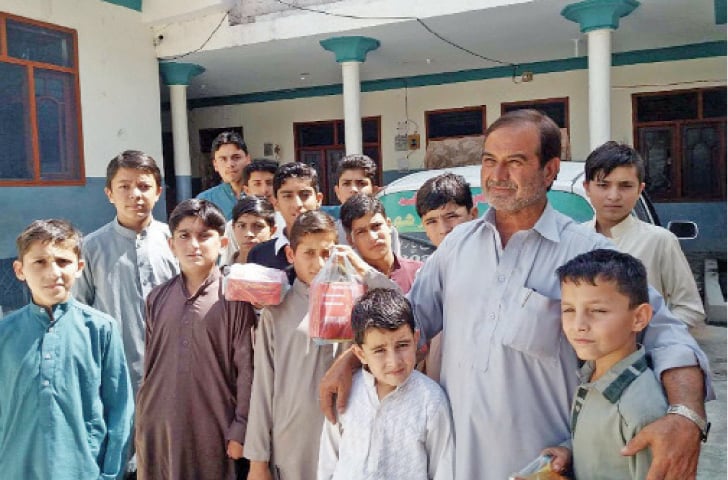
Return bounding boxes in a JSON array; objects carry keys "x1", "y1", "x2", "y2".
[
  {"x1": 223, "y1": 263, "x2": 290, "y2": 306},
  {"x1": 308, "y1": 250, "x2": 366, "y2": 344},
  {"x1": 509, "y1": 454, "x2": 569, "y2": 480}
]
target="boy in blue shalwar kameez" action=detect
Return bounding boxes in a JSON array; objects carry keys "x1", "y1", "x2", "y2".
[{"x1": 0, "y1": 219, "x2": 133, "y2": 480}]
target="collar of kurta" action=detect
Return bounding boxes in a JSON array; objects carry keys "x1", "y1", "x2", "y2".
[
  {"x1": 361, "y1": 367, "x2": 416, "y2": 403},
  {"x1": 28, "y1": 298, "x2": 73, "y2": 326},
  {"x1": 586, "y1": 213, "x2": 638, "y2": 240},
  {"x1": 577, "y1": 345, "x2": 648, "y2": 403},
  {"x1": 112, "y1": 216, "x2": 155, "y2": 239},
  {"x1": 179, "y1": 266, "x2": 222, "y2": 300},
  {"x1": 481, "y1": 201, "x2": 563, "y2": 243},
  {"x1": 291, "y1": 278, "x2": 309, "y2": 297}
]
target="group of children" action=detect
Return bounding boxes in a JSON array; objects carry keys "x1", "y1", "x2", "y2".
[{"x1": 0, "y1": 129, "x2": 704, "y2": 480}]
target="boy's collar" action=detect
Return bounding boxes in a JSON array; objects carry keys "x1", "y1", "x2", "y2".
[
  {"x1": 113, "y1": 216, "x2": 154, "y2": 238},
  {"x1": 578, "y1": 345, "x2": 648, "y2": 403},
  {"x1": 29, "y1": 298, "x2": 73, "y2": 325}
]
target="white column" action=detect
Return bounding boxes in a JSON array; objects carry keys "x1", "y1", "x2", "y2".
[
  {"x1": 341, "y1": 61, "x2": 362, "y2": 155},
  {"x1": 169, "y1": 84, "x2": 192, "y2": 202},
  {"x1": 587, "y1": 28, "x2": 612, "y2": 150}
]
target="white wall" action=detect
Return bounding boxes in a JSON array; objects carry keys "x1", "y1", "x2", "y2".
[
  {"x1": 188, "y1": 56, "x2": 726, "y2": 173},
  {"x1": 5, "y1": 0, "x2": 163, "y2": 177}
]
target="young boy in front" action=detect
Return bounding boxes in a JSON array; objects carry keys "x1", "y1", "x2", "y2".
[
  {"x1": 135, "y1": 199, "x2": 256, "y2": 480},
  {"x1": 542, "y1": 249, "x2": 670, "y2": 479},
  {"x1": 414, "y1": 172, "x2": 478, "y2": 381},
  {"x1": 0, "y1": 219, "x2": 133, "y2": 480},
  {"x1": 244, "y1": 211, "x2": 390, "y2": 480},
  {"x1": 198, "y1": 131, "x2": 252, "y2": 219},
  {"x1": 583, "y1": 141, "x2": 704, "y2": 328},
  {"x1": 247, "y1": 162, "x2": 323, "y2": 274},
  {"x1": 340, "y1": 194, "x2": 421, "y2": 293},
  {"x1": 317, "y1": 288, "x2": 454, "y2": 480},
  {"x1": 415, "y1": 172, "x2": 478, "y2": 248},
  {"x1": 332, "y1": 154, "x2": 400, "y2": 255}
]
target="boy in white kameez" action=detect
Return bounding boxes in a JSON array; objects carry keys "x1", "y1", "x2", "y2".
[{"x1": 318, "y1": 288, "x2": 454, "y2": 480}]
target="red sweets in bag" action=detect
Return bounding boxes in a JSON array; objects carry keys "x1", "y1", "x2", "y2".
[
  {"x1": 308, "y1": 251, "x2": 365, "y2": 344},
  {"x1": 224, "y1": 263, "x2": 289, "y2": 306}
]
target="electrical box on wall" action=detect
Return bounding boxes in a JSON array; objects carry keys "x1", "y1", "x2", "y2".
[
  {"x1": 394, "y1": 134, "x2": 408, "y2": 152},
  {"x1": 407, "y1": 133, "x2": 420, "y2": 150}
]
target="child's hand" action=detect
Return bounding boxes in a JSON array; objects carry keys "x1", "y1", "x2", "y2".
[
  {"x1": 227, "y1": 440, "x2": 244, "y2": 459},
  {"x1": 332, "y1": 245, "x2": 371, "y2": 277},
  {"x1": 247, "y1": 461, "x2": 273, "y2": 480},
  {"x1": 541, "y1": 446, "x2": 572, "y2": 475}
]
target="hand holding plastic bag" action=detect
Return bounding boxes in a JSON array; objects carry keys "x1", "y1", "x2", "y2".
[{"x1": 308, "y1": 248, "x2": 366, "y2": 344}]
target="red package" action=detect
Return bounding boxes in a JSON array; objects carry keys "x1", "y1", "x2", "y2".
[
  {"x1": 224, "y1": 263, "x2": 289, "y2": 305},
  {"x1": 308, "y1": 252, "x2": 365, "y2": 344}
]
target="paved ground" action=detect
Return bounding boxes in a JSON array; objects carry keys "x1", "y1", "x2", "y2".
[{"x1": 695, "y1": 324, "x2": 727, "y2": 479}]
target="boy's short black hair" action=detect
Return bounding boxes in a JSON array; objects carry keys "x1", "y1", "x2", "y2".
[
  {"x1": 106, "y1": 150, "x2": 162, "y2": 189},
  {"x1": 16, "y1": 219, "x2": 82, "y2": 260},
  {"x1": 340, "y1": 194, "x2": 386, "y2": 234},
  {"x1": 288, "y1": 210, "x2": 337, "y2": 251},
  {"x1": 556, "y1": 248, "x2": 649, "y2": 308},
  {"x1": 351, "y1": 288, "x2": 415, "y2": 345},
  {"x1": 415, "y1": 173, "x2": 474, "y2": 218},
  {"x1": 211, "y1": 131, "x2": 248, "y2": 157},
  {"x1": 168, "y1": 198, "x2": 226, "y2": 236},
  {"x1": 335, "y1": 154, "x2": 377, "y2": 184},
  {"x1": 232, "y1": 196, "x2": 276, "y2": 228},
  {"x1": 243, "y1": 159, "x2": 278, "y2": 185},
  {"x1": 585, "y1": 141, "x2": 645, "y2": 183},
  {"x1": 273, "y1": 162, "x2": 320, "y2": 196}
]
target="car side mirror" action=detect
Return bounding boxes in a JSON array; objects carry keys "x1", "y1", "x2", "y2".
[{"x1": 667, "y1": 220, "x2": 698, "y2": 240}]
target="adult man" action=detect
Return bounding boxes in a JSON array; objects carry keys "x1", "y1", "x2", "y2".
[
  {"x1": 320, "y1": 110, "x2": 713, "y2": 480},
  {"x1": 583, "y1": 141, "x2": 705, "y2": 328}
]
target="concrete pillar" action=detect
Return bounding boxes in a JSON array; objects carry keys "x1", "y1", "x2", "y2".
[
  {"x1": 587, "y1": 28, "x2": 612, "y2": 149},
  {"x1": 341, "y1": 61, "x2": 362, "y2": 154},
  {"x1": 320, "y1": 36, "x2": 380, "y2": 155},
  {"x1": 159, "y1": 61, "x2": 205, "y2": 203},
  {"x1": 562, "y1": 0, "x2": 639, "y2": 150}
]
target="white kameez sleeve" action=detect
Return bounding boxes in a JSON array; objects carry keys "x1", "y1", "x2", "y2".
[
  {"x1": 642, "y1": 287, "x2": 715, "y2": 400},
  {"x1": 317, "y1": 419, "x2": 342, "y2": 480},
  {"x1": 658, "y1": 233, "x2": 705, "y2": 328},
  {"x1": 426, "y1": 399, "x2": 455, "y2": 480}
]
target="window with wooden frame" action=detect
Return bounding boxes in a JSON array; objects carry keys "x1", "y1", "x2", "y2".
[
  {"x1": 633, "y1": 88, "x2": 726, "y2": 201},
  {"x1": 294, "y1": 117, "x2": 381, "y2": 205},
  {"x1": 0, "y1": 13, "x2": 84, "y2": 185},
  {"x1": 501, "y1": 97, "x2": 570, "y2": 160},
  {"x1": 425, "y1": 105, "x2": 486, "y2": 142}
]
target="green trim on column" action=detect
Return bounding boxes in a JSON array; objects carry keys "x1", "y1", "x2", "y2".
[
  {"x1": 320, "y1": 36, "x2": 380, "y2": 63},
  {"x1": 102, "y1": 0, "x2": 142, "y2": 12},
  {"x1": 159, "y1": 62, "x2": 205, "y2": 86},
  {"x1": 716, "y1": 0, "x2": 727, "y2": 24},
  {"x1": 561, "y1": 0, "x2": 639, "y2": 33},
  {"x1": 183, "y1": 41, "x2": 725, "y2": 110}
]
